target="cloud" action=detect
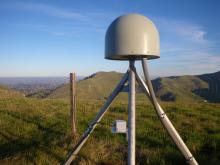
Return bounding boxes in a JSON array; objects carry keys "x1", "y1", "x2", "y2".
[
  {"x1": 168, "y1": 52, "x2": 220, "y2": 67},
  {"x1": 9, "y1": 2, "x2": 109, "y2": 37},
  {"x1": 170, "y1": 22, "x2": 207, "y2": 44},
  {"x1": 14, "y1": 2, "x2": 87, "y2": 21},
  {"x1": 148, "y1": 17, "x2": 220, "y2": 76},
  {"x1": 153, "y1": 17, "x2": 213, "y2": 55},
  {"x1": 152, "y1": 51, "x2": 220, "y2": 76},
  {"x1": 12, "y1": 2, "x2": 119, "y2": 25},
  {"x1": 155, "y1": 18, "x2": 209, "y2": 45}
]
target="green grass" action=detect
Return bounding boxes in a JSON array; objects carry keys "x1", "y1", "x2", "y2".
[
  {"x1": 0, "y1": 97, "x2": 220, "y2": 164},
  {"x1": 153, "y1": 76, "x2": 208, "y2": 102},
  {"x1": 0, "y1": 86, "x2": 24, "y2": 99},
  {"x1": 47, "y1": 71, "x2": 124, "y2": 100},
  {"x1": 47, "y1": 71, "x2": 213, "y2": 103}
]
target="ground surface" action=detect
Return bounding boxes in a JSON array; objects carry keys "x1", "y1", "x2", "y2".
[{"x1": 0, "y1": 97, "x2": 220, "y2": 165}]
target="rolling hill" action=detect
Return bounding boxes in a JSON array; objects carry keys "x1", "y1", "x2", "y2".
[
  {"x1": 47, "y1": 71, "x2": 124, "y2": 100},
  {"x1": 153, "y1": 71, "x2": 220, "y2": 102},
  {"x1": 196, "y1": 71, "x2": 220, "y2": 102},
  {"x1": 152, "y1": 75, "x2": 208, "y2": 102},
  {"x1": 0, "y1": 85, "x2": 25, "y2": 99},
  {"x1": 45, "y1": 71, "x2": 220, "y2": 103}
]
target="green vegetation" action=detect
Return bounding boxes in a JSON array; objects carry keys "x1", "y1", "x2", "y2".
[
  {"x1": 47, "y1": 71, "x2": 220, "y2": 103},
  {"x1": 0, "y1": 85, "x2": 24, "y2": 99},
  {"x1": 1, "y1": 71, "x2": 220, "y2": 164},
  {"x1": 152, "y1": 75, "x2": 208, "y2": 102},
  {"x1": 0, "y1": 96, "x2": 219, "y2": 164},
  {"x1": 26, "y1": 89, "x2": 51, "y2": 99},
  {"x1": 47, "y1": 71, "x2": 124, "y2": 100}
]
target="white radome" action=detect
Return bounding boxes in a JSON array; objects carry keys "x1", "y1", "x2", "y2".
[{"x1": 105, "y1": 13, "x2": 160, "y2": 60}]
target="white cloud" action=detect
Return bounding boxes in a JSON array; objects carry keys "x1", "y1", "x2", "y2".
[
  {"x1": 171, "y1": 23, "x2": 207, "y2": 44},
  {"x1": 151, "y1": 52, "x2": 220, "y2": 77},
  {"x1": 9, "y1": 2, "x2": 109, "y2": 37},
  {"x1": 14, "y1": 2, "x2": 87, "y2": 21},
  {"x1": 148, "y1": 17, "x2": 220, "y2": 76},
  {"x1": 155, "y1": 18, "x2": 209, "y2": 45}
]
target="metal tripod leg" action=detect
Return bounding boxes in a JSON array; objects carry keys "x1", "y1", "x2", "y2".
[
  {"x1": 128, "y1": 61, "x2": 136, "y2": 165},
  {"x1": 133, "y1": 59, "x2": 198, "y2": 165},
  {"x1": 64, "y1": 71, "x2": 129, "y2": 165}
]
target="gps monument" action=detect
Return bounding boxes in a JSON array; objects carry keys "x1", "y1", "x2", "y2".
[{"x1": 64, "y1": 14, "x2": 198, "y2": 165}]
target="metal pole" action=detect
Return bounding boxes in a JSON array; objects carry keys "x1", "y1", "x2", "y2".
[
  {"x1": 135, "y1": 59, "x2": 198, "y2": 165},
  {"x1": 64, "y1": 71, "x2": 129, "y2": 165},
  {"x1": 128, "y1": 60, "x2": 136, "y2": 165}
]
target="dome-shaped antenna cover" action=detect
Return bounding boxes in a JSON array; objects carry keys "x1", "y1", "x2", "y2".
[{"x1": 105, "y1": 14, "x2": 160, "y2": 60}]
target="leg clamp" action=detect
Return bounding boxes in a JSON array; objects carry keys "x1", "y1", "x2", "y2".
[
  {"x1": 187, "y1": 156, "x2": 194, "y2": 163},
  {"x1": 160, "y1": 113, "x2": 166, "y2": 119}
]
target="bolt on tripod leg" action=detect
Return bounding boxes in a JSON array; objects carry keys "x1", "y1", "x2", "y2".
[
  {"x1": 133, "y1": 59, "x2": 198, "y2": 165},
  {"x1": 128, "y1": 61, "x2": 136, "y2": 165},
  {"x1": 63, "y1": 71, "x2": 129, "y2": 165}
]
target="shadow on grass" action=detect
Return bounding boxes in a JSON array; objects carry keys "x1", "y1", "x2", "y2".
[{"x1": 0, "y1": 109, "x2": 71, "y2": 163}]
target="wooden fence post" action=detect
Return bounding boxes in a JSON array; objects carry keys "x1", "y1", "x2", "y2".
[{"x1": 70, "y1": 73, "x2": 76, "y2": 137}]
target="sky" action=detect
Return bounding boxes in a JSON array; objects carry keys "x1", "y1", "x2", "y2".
[{"x1": 0, "y1": 0, "x2": 220, "y2": 77}]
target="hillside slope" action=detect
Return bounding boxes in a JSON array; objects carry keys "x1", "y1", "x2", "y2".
[
  {"x1": 47, "y1": 71, "x2": 124, "y2": 100},
  {"x1": 0, "y1": 85, "x2": 24, "y2": 99},
  {"x1": 47, "y1": 71, "x2": 220, "y2": 103},
  {"x1": 196, "y1": 71, "x2": 220, "y2": 102},
  {"x1": 152, "y1": 71, "x2": 220, "y2": 102},
  {"x1": 152, "y1": 76, "x2": 208, "y2": 102}
]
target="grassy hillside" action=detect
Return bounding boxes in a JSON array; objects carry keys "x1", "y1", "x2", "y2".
[
  {"x1": 196, "y1": 71, "x2": 220, "y2": 102},
  {"x1": 0, "y1": 96, "x2": 220, "y2": 164},
  {"x1": 152, "y1": 76, "x2": 208, "y2": 102},
  {"x1": 47, "y1": 71, "x2": 124, "y2": 100},
  {"x1": 0, "y1": 85, "x2": 24, "y2": 99},
  {"x1": 153, "y1": 71, "x2": 220, "y2": 103},
  {"x1": 47, "y1": 71, "x2": 151, "y2": 102},
  {"x1": 47, "y1": 71, "x2": 220, "y2": 103},
  {"x1": 26, "y1": 89, "x2": 52, "y2": 99}
]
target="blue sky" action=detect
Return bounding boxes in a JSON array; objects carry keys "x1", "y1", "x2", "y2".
[{"x1": 0, "y1": 0, "x2": 220, "y2": 77}]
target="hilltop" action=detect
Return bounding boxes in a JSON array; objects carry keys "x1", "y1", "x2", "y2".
[
  {"x1": 47, "y1": 71, "x2": 124, "y2": 100},
  {"x1": 153, "y1": 71, "x2": 220, "y2": 102},
  {"x1": 152, "y1": 75, "x2": 207, "y2": 102},
  {"x1": 45, "y1": 70, "x2": 220, "y2": 103},
  {"x1": 3, "y1": 70, "x2": 218, "y2": 103},
  {"x1": 197, "y1": 71, "x2": 220, "y2": 102}
]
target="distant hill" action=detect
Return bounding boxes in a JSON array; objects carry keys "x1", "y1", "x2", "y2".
[
  {"x1": 47, "y1": 71, "x2": 124, "y2": 100},
  {"x1": 0, "y1": 77, "x2": 72, "y2": 85},
  {"x1": 152, "y1": 71, "x2": 220, "y2": 102},
  {"x1": 0, "y1": 85, "x2": 24, "y2": 99},
  {"x1": 196, "y1": 71, "x2": 220, "y2": 102},
  {"x1": 45, "y1": 71, "x2": 220, "y2": 103},
  {"x1": 0, "y1": 77, "x2": 71, "y2": 97},
  {"x1": 152, "y1": 76, "x2": 208, "y2": 102},
  {"x1": 0, "y1": 77, "x2": 86, "y2": 98}
]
